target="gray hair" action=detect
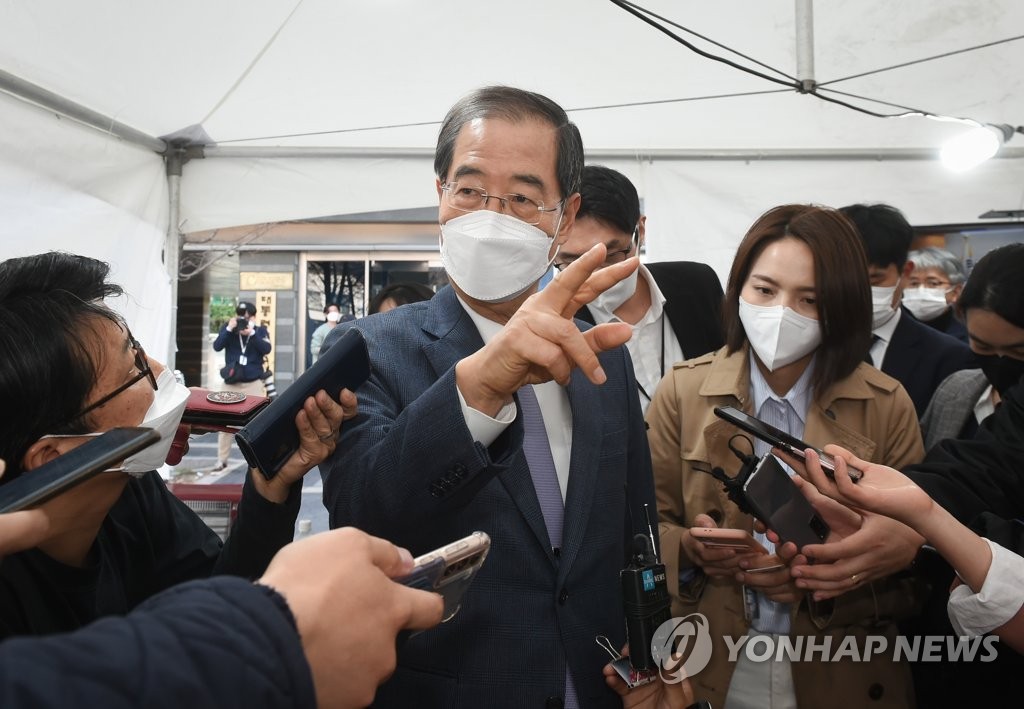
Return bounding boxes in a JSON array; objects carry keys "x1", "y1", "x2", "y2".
[
  {"x1": 433, "y1": 85, "x2": 584, "y2": 200},
  {"x1": 909, "y1": 246, "x2": 967, "y2": 285}
]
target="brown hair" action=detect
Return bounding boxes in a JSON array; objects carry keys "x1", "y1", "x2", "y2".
[{"x1": 722, "y1": 204, "x2": 872, "y2": 398}]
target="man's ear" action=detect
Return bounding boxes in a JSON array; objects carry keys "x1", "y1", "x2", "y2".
[
  {"x1": 557, "y1": 192, "x2": 582, "y2": 238},
  {"x1": 637, "y1": 215, "x2": 648, "y2": 249},
  {"x1": 21, "y1": 437, "x2": 81, "y2": 473},
  {"x1": 901, "y1": 261, "x2": 915, "y2": 279}
]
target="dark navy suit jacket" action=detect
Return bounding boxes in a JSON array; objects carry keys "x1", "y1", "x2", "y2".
[
  {"x1": 576, "y1": 261, "x2": 724, "y2": 360},
  {"x1": 320, "y1": 286, "x2": 656, "y2": 708},
  {"x1": 880, "y1": 308, "x2": 976, "y2": 417}
]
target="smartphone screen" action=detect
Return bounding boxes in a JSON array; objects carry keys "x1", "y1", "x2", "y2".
[
  {"x1": 743, "y1": 454, "x2": 830, "y2": 549},
  {"x1": 713, "y1": 406, "x2": 862, "y2": 482},
  {"x1": 398, "y1": 531, "x2": 491, "y2": 623},
  {"x1": 0, "y1": 427, "x2": 160, "y2": 513}
]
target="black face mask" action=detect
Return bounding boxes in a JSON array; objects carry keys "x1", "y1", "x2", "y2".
[{"x1": 980, "y1": 355, "x2": 1024, "y2": 396}]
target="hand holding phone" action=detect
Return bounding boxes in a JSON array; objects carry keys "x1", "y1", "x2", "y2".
[
  {"x1": 236, "y1": 328, "x2": 370, "y2": 480},
  {"x1": 0, "y1": 428, "x2": 160, "y2": 514},
  {"x1": 397, "y1": 531, "x2": 490, "y2": 625},
  {"x1": 689, "y1": 527, "x2": 784, "y2": 573},
  {"x1": 713, "y1": 406, "x2": 862, "y2": 483},
  {"x1": 743, "y1": 454, "x2": 830, "y2": 550}
]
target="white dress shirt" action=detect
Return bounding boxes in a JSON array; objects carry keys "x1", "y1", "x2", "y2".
[
  {"x1": 586, "y1": 264, "x2": 684, "y2": 414},
  {"x1": 948, "y1": 538, "x2": 1024, "y2": 637},
  {"x1": 452, "y1": 294, "x2": 573, "y2": 502},
  {"x1": 870, "y1": 307, "x2": 901, "y2": 367}
]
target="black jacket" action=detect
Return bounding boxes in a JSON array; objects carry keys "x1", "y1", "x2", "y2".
[
  {"x1": 879, "y1": 308, "x2": 976, "y2": 416},
  {"x1": 213, "y1": 323, "x2": 272, "y2": 382},
  {"x1": 0, "y1": 471, "x2": 300, "y2": 638},
  {"x1": 903, "y1": 376, "x2": 1024, "y2": 706},
  {"x1": 0, "y1": 576, "x2": 315, "y2": 708}
]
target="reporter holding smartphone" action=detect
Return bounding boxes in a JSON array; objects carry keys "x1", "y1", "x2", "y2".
[
  {"x1": 0, "y1": 514, "x2": 443, "y2": 708},
  {"x1": 0, "y1": 252, "x2": 355, "y2": 640},
  {"x1": 646, "y1": 205, "x2": 924, "y2": 708}
]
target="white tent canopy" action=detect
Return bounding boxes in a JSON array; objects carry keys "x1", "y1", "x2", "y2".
[{"x1": 2, "y1": 0, "x2": 1023, "y2": 358}]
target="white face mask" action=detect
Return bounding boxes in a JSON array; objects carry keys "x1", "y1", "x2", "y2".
[
  {"x1": 440, "y1": 210, "x2": 561, "y2": 303},
  {"x1": 902, "y1": 286, "x2": 950, "y2": 322},
  {"x1": 738, "y1": 297, "x2": 822, "y2": 371},
  {"x1": 41, "y1": 368, "x2": 190, "y2": 478},
  {"x1": 590, "y1": 268, "x2": 638, "y2": 314},
  {"x1": 870, "y1": 285, "x2": 899, "y2": 329},
  {"x1": 326, "y1": 311, "x2": 341, "y2": 323}
]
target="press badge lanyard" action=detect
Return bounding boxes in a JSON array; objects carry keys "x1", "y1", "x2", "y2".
[
  {"x1": 634, "y1": 317, "x2": 667, "y2": 404},
  {"x1": 237, "y1": 331, "x2": 252, "y2": 366}
]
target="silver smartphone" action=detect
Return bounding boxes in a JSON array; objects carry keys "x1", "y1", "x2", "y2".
[{"x1": 398, "y1": 531, "x2": 491, "y2": 623}]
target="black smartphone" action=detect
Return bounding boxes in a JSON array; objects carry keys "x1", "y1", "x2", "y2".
[
  {"x1": 713, "y1": 405, "x2": 862, "y2": 482},
  {"x1": 0, "y1": 427, "x2": 160, "y2": 513},
  {"x1": 235, "y1": 327, "x2": 371, "y2": 480},
  {"x1": 743, "y1": 454, "x2": 830, "y2": 550},
  {"x1": 397, "y1": 531, "x2": 491, "y2": 624}
]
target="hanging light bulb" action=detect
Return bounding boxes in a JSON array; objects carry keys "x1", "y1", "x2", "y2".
[{"x1": 940, "y1": 124, "x2": 1015, "y2": 172}]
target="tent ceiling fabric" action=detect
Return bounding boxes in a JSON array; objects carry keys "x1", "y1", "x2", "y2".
[
  {"x1": 1, "y1": 1, "x2": 1022, "y2": 312},
  {"x1": 3, "y1": 0, "x2": 1022, "y2": 151}
]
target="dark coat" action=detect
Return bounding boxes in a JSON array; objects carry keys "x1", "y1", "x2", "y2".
[
  {"x1": 213, "y1": 323, "x2": 272, "y2": 382},
  {"x1": 903, "y1": 378, "x2": 1024, "y2": 705},
  {"x1": 879, "y1": 308, "x2": 976, "y2": 416},
  {"x1": 0, "y1": 577, "x2": 314, "y2": 708},
  {"x1": 319, "y1": 285, "x2": 656, "y2": 708},
  {"x1": 0, "y1": 471, "x2": 300, "y2": 638}
]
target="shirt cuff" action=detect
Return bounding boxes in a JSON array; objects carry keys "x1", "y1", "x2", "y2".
[
  {"x1": 947, "y1": 538, "x2": 1024, "y2": 636},
  {"x1": 456, "y1": 384, "x2": 515, "y2": 448}
]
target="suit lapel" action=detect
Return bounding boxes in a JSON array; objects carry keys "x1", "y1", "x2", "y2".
[
  {"x1": 420, "y1": 287, "x2": 484, "y2": 378},
  {"x1": 422, "y1": 288, "x2": 556, "y2": 562},
  {"x1": 555, "y1": 376, "x2": 602, "y2": 580}
]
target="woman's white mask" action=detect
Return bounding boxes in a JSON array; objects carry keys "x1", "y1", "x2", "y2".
[
  {"x1": 440, "y1": 210, "x2": 561, "y2": 303},
  {"x1": 738, "y1": 297, "x2": 822, "y2": 371}
]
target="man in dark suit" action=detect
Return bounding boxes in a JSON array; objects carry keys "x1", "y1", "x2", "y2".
[
  {"x1": 840, "y1": 203, "x2": 975, "y2": 416},
  {"x1": 555, "y1": 165, "x2": 724, "y2": 412},
  {"x1": 319, "y1": 86, "x2": 656, "y2": 708}
]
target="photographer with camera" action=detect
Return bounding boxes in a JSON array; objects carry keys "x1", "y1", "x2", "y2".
[{"x1": 212, "y1": 300, "x2": 272, "y2": 472}]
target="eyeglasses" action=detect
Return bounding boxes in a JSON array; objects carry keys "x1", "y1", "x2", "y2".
[
  {"x1": 553, "y1": 226, "x2": 639, "y2": 272},
  {"x1": 441, "y1": 182, "x2": 563, "y2": 226},
  {"x1": 75, "y1": 330, "x2": 158, "y2": 419},
  {"x1": 908, "y1": 278, "x2": 952, "y2": 289}
]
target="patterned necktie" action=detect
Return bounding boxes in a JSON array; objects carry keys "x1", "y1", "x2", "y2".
[
  {"x1": 517, "y1": 384, "x2": 564, "y2": 548},
  {"x1": 517, "y1": 383, "x2": 577, "y2": 709}
]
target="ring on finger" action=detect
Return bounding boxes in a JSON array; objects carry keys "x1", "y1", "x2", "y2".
[{"x1": 850, "y1": 573, "x2": 860, "y2": 584}]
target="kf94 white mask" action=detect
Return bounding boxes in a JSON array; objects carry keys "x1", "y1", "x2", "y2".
[
  {"x1": 870, "y1": 285, "x2": 899, "y2": 329},
  {"x1": 440, "y1": 210, "x2": 561, "y2": 303},
  {"x1": 739, "y1": 297, "x2": 822, "y2": 371},
  {"x1": 902, "y1": 287, "x2": 950, "y2": 322},
  {"x1": 41, "y1": 368, "x2": 190, "y2": 478}
]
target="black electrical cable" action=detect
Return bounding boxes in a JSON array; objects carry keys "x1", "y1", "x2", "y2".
[
  {"x1": 607, "y1": 0, "x2": 799, "y2": 91},
  {"x1": 614, "y1": 0, "x2": 797, "y2": 82},
  {"x1": 610, "y1": 0, "x2": 990, "y2": 126}
]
